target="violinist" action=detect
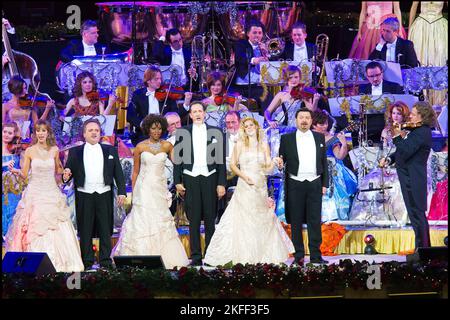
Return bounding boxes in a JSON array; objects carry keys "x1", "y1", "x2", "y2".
[
  {"x1": 64, "y1": 71, "x2": 116, "y2": 117},
  {"x1": 127, "y1": 66, "x2": 187, "y2": 146},
  {"x1": 264, "y1": 65, "x2": 320, "y2": 129},
  {"x1": 2, "y1": 122, "x2": 24, "y2": 237},
  {"x1": 379, "y1": 102, "x2": 436, "y2": 251},
  {"x1": 193, "y1": 71, "x2": 247, "y2": 113},
  {"x1": 2, "y1": 76, "x2": 53, "y2": 133},
  {"x1": 381, "y1": 101, "x2": 410, "y2": 148}
]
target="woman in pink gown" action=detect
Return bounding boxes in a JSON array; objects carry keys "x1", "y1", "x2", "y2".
[
  {"x1": 427, "y1": 145, "x2": 448, "y2": 221},
  {"x1": 5, "y1": 120, "x2": 84, "y2": 272},
  {"x1": 349, "y1": 2, "x2": 407, "y2": 60}
]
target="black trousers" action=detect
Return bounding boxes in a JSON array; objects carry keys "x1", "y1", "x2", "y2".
[
  {"x1": 397, "y1": 168, "x2": 431, "y2": 248},
  {"x1": 183, "y1": 173, "x2": 218, "y2": 261},
  {"x1": 286, "y1": 177, "x2": 323, "y2": 260},
  {"x1": 75, "y1": 190, "x2": 113, "y2": 267}
]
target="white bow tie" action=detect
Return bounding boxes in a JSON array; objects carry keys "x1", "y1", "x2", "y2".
[
  {"x1": 295, "y1": 45, "x2": 306, "y2": 51},
  {"x1": 146, "y1": 90, "x2": 155, "y2": 97},
  {"x1": 386, "y1": 43, "x2": 395, "y2": 48},
  {"x1": 172, "y1": 49, "x2": 183, "y2": 55}
]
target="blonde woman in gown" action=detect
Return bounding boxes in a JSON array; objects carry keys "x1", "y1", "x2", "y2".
[
  {"x1": 409, "y1": 1, "x2": 448, "y2": 105},
  {"x1": 204, "y1": 117, "x2": 294, "y2": 266},
  {"x1": 349, "y1": 1, "x2": 407, "y2": 59},
  {"x1": 5, "y1": 120, "x2": 84, "y2": 272},
  {"x1": 112, "y1": 115, "x2": 189, "y2": 269}
]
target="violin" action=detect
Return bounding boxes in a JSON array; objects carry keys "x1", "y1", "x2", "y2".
[
  {"x1": 18, "y1": 93, "x2": 56, "y2": 109},
  {"x1": 155, "y1": 85, "x2": 185, "y2": 101},
  {"x1": 214, "y1": 94, "x2": 256, "y2": 107},
  {"x1": 86, "y1": 90, "x2": 124, "y2": 104},
  {"x1": 393, "y1": 121, "x2": 423, "y2": 130},
  {"x1": 6, "y1": 136, "x2": 30, "y2": 154},
  {"x1": 290, "y1": 85, "x2": 317, "y2": 100}
]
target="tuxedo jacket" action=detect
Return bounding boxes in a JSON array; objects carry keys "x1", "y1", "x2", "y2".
[
  {"x1": 358, "y1": 79, "x2": 404, "y2": 95},
  {"x1": 59, "y1": 39, "x2": 111, "y2": 63},
  {"x1": 279, "y1": 130, "x2": 329, "y2": 188},
  {"x1": 127, "y1": 87, "x2": 186, "y2": 144},
  {"x1": 390, "y1": 125, "x2": 432, "y2": 212},
  {"x1": 173, "y1": 124, "x2": 227, "y2": 187},
  {"x1": 279, "y1": 41, "x2": 314, "y2": 61},
  {"x1": 64, "y1": 143, "x2": 126, "y2": 196},
  {"x1": 368, "y1": 37, "x2": 419, "y2": 68}
]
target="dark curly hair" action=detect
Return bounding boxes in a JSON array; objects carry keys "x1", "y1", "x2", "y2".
[
  {"x1": 312, "y1": 110, "x2": 328, "y2": 126},
  {"x1": 141, "y1": 114, "x2": 168, "y2": 137},
  {"x1": 73, "y1": 71, "x2": 97, "y2": 97}
]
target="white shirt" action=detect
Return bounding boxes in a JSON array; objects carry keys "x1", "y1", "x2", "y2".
[
  {"x1": 293, "y1": 44, "x2": 308, "y2": 62},
  {"x1": 183, "y1": 124, "x2": 216, "y2": 177},
  {"x1": 82, "y1": 40, "x2": 97, "y2": 56},
  {"x1": 385, "y1": 38, "x2": 397, "y2": 63},
  {"x1": 146, "y1": 89, "x2": 160, "y2": 114},
  {"x1": 78, "y1": 143, "x2": 111, "y2": 194},
  {"x1": 371, "y1": 80, "x2": 383, "y2": 95},
  {"x1": 171, "y1": 47, "x2": 187, "y2": 84},
  {"x1": 289, "y1": 129, "x2": 320, "y2": 182}
]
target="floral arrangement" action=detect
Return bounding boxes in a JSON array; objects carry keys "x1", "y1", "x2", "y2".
[{"x1": 2, "y1": 260, "x2": 447, "y2": 298}]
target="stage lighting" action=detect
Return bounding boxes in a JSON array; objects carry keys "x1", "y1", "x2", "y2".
[{"x1": 364, "y1": 234, "x2": 377, "y2": 255}]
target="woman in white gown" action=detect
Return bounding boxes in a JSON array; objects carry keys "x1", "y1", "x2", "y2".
[
  {"x1": 6, "y1": 120, "x2": 84, "y2": 272},
  {"x1": 112, "y1": 115, "x2": 189, "y2": 269},
  {"x1": 204, "y1": 117, "x2": 294, "y2": 266}
]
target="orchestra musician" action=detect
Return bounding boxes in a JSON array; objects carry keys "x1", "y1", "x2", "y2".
[{"x1": 279, "y1": 22, "x2": 314, "y2": 62}]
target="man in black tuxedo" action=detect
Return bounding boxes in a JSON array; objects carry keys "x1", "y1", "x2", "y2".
[
  {"x1": 279, "y1": 22, "x2": 314, "y2": 62},
  {"x1": 277, "y1": 107, "x2": 329, "y2": 266},
  {"x1": 358, "y1": 61, "x2": 404, "y2": 144},
  {"x1": 173, "y1": 102, "x2": 226, "y2": 266},
  {"x1": 151, "y1": 28, "x2": 197, "y2": 91},
  {"x1": 63, "y1": 118, "x2": 126, "y2": 269},
  {"x1": 368, "y1": 17, "x2": 419, "y2": 68},
  {"x1": 59, "y1": 20, "x2": 110, "y2": 63},
  {"x1": 380, "y1": 102, "x2": 435, "y2": 249},
  {"x1": 232, "y1": 20, "x2": 273, "y2": 114},
  {"x1": 127, "y1": 65, "x2": 190, "y2": 146}
]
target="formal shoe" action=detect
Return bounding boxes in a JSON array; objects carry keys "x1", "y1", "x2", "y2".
[
  {"x1": 309, "y1": 257, "x2": 329, "y2": 265},
  {"x1": 292, "y1": 258, "x2": 305, "y2": 267},
  {"x1": 190, "y1": 259, "x2": 203, "y2": 266}
]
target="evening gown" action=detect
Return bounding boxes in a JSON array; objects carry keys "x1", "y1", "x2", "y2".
[
  {"x1": 321, "y1": 136, "x2": 358, "y2": 221},
  {"x1": 408, "y1": 1, "x2": 448, "y2": 105},
  {"x1": 2, "y1": 154, "x2": 22, "y2": 237},
  {"x1": 349, "y1": 1, "x2": 407, "y2": 60},
  {"x1": 204, "y1": 148, "x2": 294, "y2": 266},
  {"x1": 5, "y1": 156, "x2": 84, "y2": 272},
  {"x1": 112, "y1": 151, "x2": 189, "y2": 269}
]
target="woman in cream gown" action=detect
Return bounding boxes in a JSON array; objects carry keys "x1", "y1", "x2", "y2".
[
  {"x1": 204, "y1": 117, "x2": 294, "y2": 266},
  {"x1": 112, "y1": 115, "x2": 189, "y2": 269},
  {"x1": 409, "y1": 1, "x2": 448, "y2": 105},
  {"x1": 5, "y1": 120, "x2": 84, "y2": 272}
]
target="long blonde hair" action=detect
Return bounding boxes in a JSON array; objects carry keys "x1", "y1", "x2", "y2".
[{"x1": 239, "y1": 117, "x2": 265, "y2": 148}]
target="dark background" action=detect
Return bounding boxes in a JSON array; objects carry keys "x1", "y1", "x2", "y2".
[{"x1": 2, "y1": 1, "x2": 447, "y2": 96}]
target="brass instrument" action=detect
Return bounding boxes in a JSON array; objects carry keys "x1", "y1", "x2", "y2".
[
  {"x1": 259, "y1": 34, "x2": 285, "y2": 59},
  {"x1": 190, "y1": 35, "x2": 207, "y2": 92},
  {"x1": 314, "y1": 33, "x2": 329, "y2": 88}
]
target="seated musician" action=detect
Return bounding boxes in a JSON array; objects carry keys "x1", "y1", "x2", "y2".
[
  {"x1": 368, "y1": 17, "x2": 419, "y2": 68},
  {"x1": 64, "y1": 71, "x2": 116, "y2": 118},
  {"x1": 279, "y1": 22, "x2": 314, "y2": 62},
  {"x1": 59, "y1": 20, "x2": 111, "y2": 63},
  {"x1": 231, "y1": 20, "x2": 273, "y2": 114},
  {"x1": 358, "y1": 61, "x2": 404, "y2": 144},
  {"x1": 151, "y1": 28, "x2": 198, "y2": 90},
  {"x1": 126, "y1": 66, "x2": 189, "y2": 146},
  {"x1": 187, "y1": 71, "x2": 248, "y2": 113},
  {"x1": 2, "y1": 76, "x2": 54, "y2": 136}
]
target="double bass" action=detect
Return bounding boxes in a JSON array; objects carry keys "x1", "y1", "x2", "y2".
[{"x1": 2, "y1": 13, "x2": 41, "y2": 94}]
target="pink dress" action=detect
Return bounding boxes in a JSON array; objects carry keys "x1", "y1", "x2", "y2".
[
  {"x1": 349, "y1": 2, "x2": 407, "y2": 60},
  {"x1": 428, "y1": 179, "x2": 448, "y2": 221},
  {"x1": 5, "y1": 155, "x2": 84, "y2": 272}
]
